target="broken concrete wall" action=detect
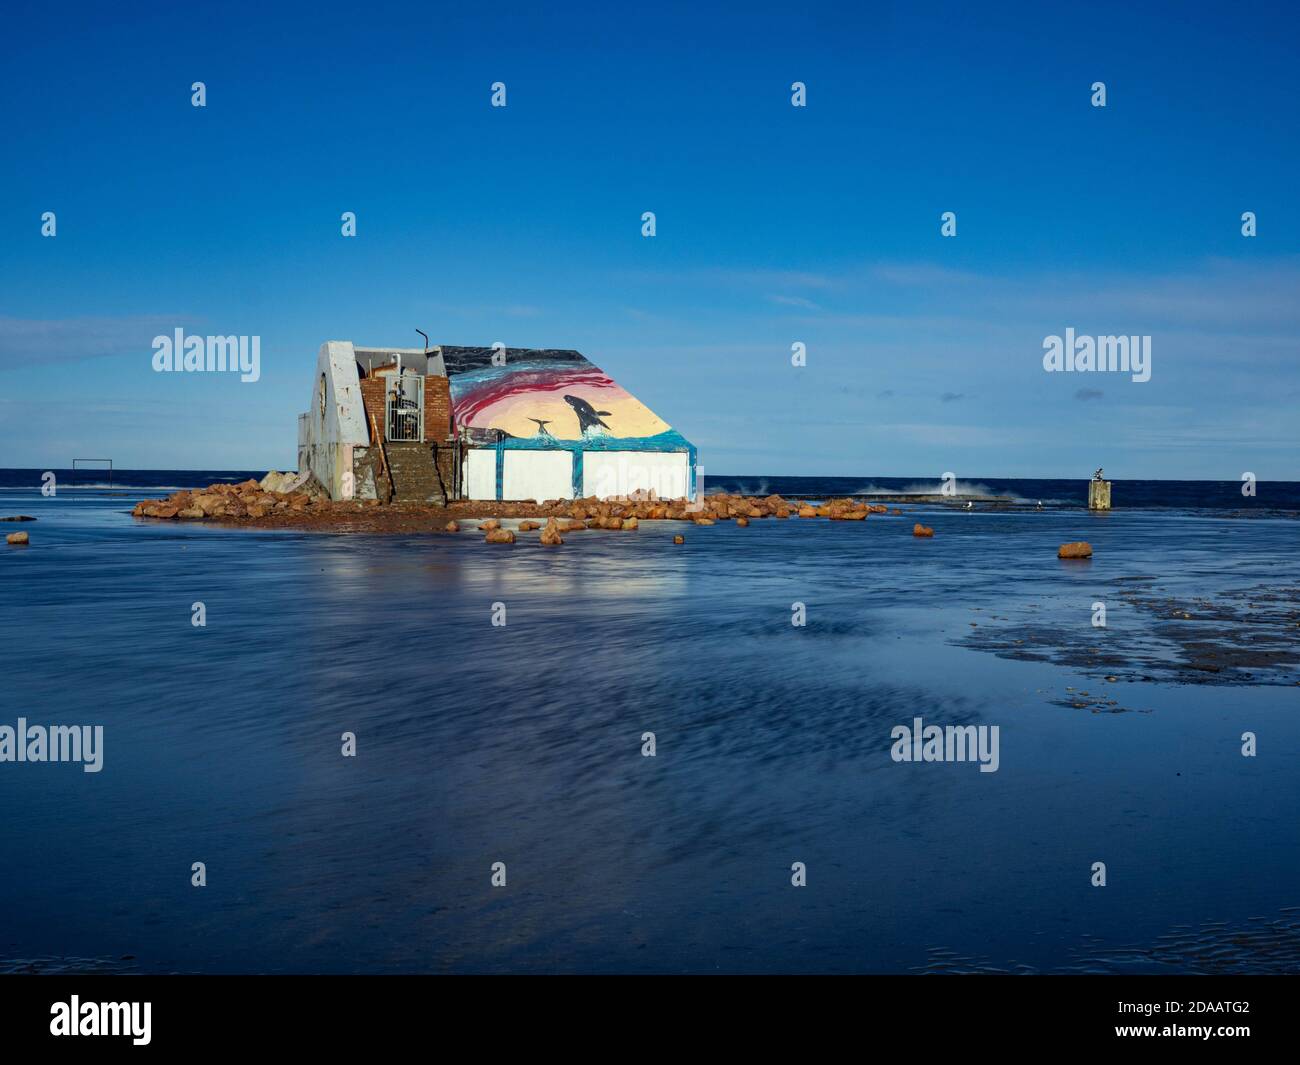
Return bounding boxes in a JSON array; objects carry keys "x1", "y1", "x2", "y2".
[{"x1": 297, "y1": 342, "x2": 370, "y2": 500}]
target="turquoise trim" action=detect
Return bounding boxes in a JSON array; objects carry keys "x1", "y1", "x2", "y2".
[
  {"x1": 571, "y1": 450, "x2": 584, "y2": 498},
  {"x1": 484, "y1": 428, "x2": 694, "y2": 453}
]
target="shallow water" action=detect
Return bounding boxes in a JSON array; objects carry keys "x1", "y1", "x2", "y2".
[{"x1": 1, "y1": 482, "x2": 1297, "y2": 973}]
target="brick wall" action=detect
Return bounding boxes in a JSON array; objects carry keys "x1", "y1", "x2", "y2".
[
  {"x1": 358, "y1": 377, "x2": 386, "y2": 442},
  {"x1": 425, "y1": 375, "x2": 453, "y2": 441}
]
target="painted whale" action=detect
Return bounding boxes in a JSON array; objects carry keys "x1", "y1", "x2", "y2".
[{"x1": 564, "y1": 395, "x2": 612, "y2": 435}]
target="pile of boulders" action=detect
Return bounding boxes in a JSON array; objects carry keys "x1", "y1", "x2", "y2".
[
  {"x1": 526, "y1": 492, "x2": 892, "y2": 525},
  {"x1": 132, "y1": 477, "x2": 920, "y2": 535},
  {"x1": 133, "y1": 471, "x2": 330, "y2": 521}
]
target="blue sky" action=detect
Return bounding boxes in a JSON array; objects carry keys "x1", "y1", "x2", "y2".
[{"x1": 1, "y1": 0, "x2": 1297, "y2": 478}]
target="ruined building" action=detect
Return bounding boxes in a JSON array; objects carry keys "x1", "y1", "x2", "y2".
[{"x1": 298, "y1": 342, "x2": 698, "y2": 503}]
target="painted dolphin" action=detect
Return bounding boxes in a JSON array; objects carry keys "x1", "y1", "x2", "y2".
[{"x1": 564, "y1": 395, "x2": 612, "y2": 434}]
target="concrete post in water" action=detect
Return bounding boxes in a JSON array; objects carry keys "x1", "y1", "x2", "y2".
[{"x1": 1088, "y1": 480, "x2": 1112, "y2": 510}]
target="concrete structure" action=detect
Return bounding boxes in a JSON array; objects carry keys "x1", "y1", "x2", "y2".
[
  {"x1": 1088, "y1": 480, "x2": 1112, "y2": 510},
  {"x1": 298, "y1": 341, "x2": 697, "y2": 503}
]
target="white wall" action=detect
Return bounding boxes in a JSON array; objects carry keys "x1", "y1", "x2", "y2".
[
  {"x1": 503, "y1": 451, "x2": 573, "y2": 501},
  {"x1": 298, "y1": 341, "x2": 368, "y2": 499},
  {"x1": 464, "y1": 448, "x2": 498, "y2": 500},
  {"x1": 583, "y1": 451, "x2": 690, "y2": 500}
]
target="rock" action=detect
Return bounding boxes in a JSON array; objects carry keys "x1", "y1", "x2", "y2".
[
  {"x1": 6, "y1": 532, "x2": 29, "y2": 545},
  {"x1": 892, "y1": 508, "x2": 902, "y2": 515},
  {"x1": 518, "y1": 520, "x2": 541, "y2": 532},
  {"x1": 0, "y1": 516, "x2": 36, "y2": 522},
  {"x1": 479, "y1": 519, "x2": 501, "y2": 532},
  {"x1": 445, "y1": 520, "x2": 460, "y2": 532},
  {"x1": 693, "y1": 517, "x2": 715, "y2": 526},
  {"x1": 485, "y1": 528, "x2": 516, "y2": 544},
  {"x1": 279, "y1": 470, "x2": 327, "y2": 497},
  {"x1": 797, "y1": 505, "x2": 818, "y2": 518},
  {"x1": 563, "y1": 520, "x2": 586, "y2": 532},
  {"x1": 1058, "y1": 541, "x2": 1093, "y2": 559},
  {"x1": 621, "y1": 517, "x2": 639, "y2": 530},
  {"x1": 912, "y1": 523, "x2": 934, "y2": 537},
  {"x1": 539, "y1": 525, "x2": 563, "y2": 546},
  {"x1": 673, "y1": 534, "x2": 684, "y2": 544},
  {"x1": 736, "y1": 516, "x2": 749, "y2": 527},
  {"x1": 152, "y1": 505, "x2": 180, "y2": 519},
  {"x1": 259, "y1": 471, "x2": 291, "y2": 493},
  {"x1": 178, "y1": 507, "x2": 205, "y2": 519}
]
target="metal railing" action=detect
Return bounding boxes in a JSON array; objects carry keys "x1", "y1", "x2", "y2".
[{"x1": 384, "y1": 376, "x2": 424, "y2": 442}]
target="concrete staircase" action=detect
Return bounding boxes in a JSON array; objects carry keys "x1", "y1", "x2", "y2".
[{"x1": 384, "y1": 442, "x2": 447, "y2": 505}]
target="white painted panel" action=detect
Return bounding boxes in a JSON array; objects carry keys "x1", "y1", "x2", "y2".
[
  {"x1": 503, "y1": 450, "x2": 574, "y2": 501},
  {"x1": 464, "y1": 448, "x2": 498, "y2": 500},
  {"x1": 582, "y1": 451, "x2": 690, "y2": 500}
]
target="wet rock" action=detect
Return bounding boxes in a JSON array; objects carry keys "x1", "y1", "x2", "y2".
[
  {"x1": 479, "y1": 519, "x2": 501, "y2": 532},
  {"x1": 562, "y1": 520, "x2": 586, "y2": 532},
  {"x1": 621, "y1": 517, "x2": 639, "y2": 530},
  {"x1": 6, "y1": 532, "x2": 29, "y2": 545},
  {"x1": 485, "y1": 528, "x2": 516, "y2": 544},
  {"x1": 913, "y1": 523, "x2": 934, "y2": 537},
  {"x1": 1058, "y1": 541, "x2": 1093, "y2": 559},
  {"x1": 539, "y1": 524, "x2": 564, "y2": 546},
  {"x1": 0, "y1": 516, "x2": 36, "y2": 522},
  {"x1": 673, "y1": 534, "x2": 685, "y2": 544},
  {"x1": 518, "y1": 520, "x2": 541, "y2": 531},
  {"x1": 798, "y1": 505, "x2": 818, "y2": 518},
  {"x1": 445, "y1": 520, "x2": 460, "y2": 532},
  {"x1": 735, "y1": 516, "x2": 749, "y2": 527},
  {"x1": 693, "y1": 517, "x2": 715, "y2": 526},
  {"x1": 178, "y1": 507, "x2": 205, "y2": 519}
]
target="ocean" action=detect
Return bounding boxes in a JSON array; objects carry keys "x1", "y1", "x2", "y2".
[{"x1": 1, "y1": 468, "x2": 1297, "y2": 973}]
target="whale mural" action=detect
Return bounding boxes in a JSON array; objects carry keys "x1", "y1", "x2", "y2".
[
  {"x1": 440, "y1": 345, "x2": 696, "y2": 501},
  {"x1": 441, "y1": 347, "x2": 679, "y2": 445}
]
